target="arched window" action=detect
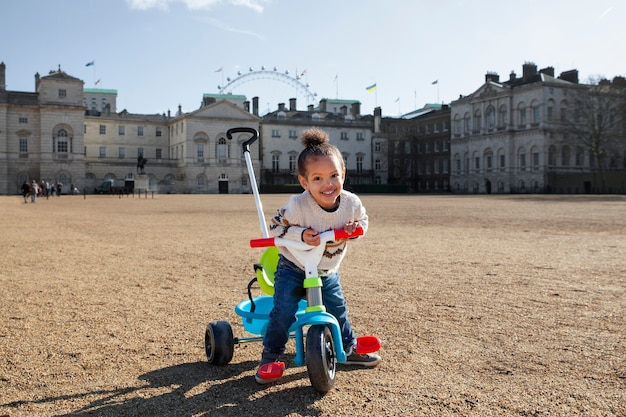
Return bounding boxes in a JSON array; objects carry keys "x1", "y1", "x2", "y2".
[
  {"x1": 548, "y1": 145, "x2": 557, "y2": 166},
  {"x1": 498, "y1": 105, "x2": 508, "y2": 128},
  {"x1": 562, "y1": 146, "x2": 571, "y2": 166},
  {"x1": 216, "y1": 137, "x2": 229, "y2": 162},
  {"x1": 486, "y1": 106, "x2": 495, "y2": 130}
]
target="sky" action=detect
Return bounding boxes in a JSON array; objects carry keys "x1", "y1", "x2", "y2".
[{"x1": 1, "y1": 0, "x2": 624, "y2": 117}]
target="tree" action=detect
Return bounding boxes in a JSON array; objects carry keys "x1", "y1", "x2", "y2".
[{"x1": 564, "y1": 76, "x2": 626, "y2": 192}]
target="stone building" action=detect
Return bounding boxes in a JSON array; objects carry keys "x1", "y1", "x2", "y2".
[
  {"x1": 259, "y1": 98, "x2": 387, "y2": 192},
  {"x1": 381, "y1": 104, "x2": 451, "y2": 192},
  {"x1": 0, "y1": 63, "x2": 86, "y2": 194},
  {"x1": 1, "y1": 63, "x2": 386, "y2": 195},
  {"x1": 449, "y1": 62, "x2": 625, "y2": 194}
]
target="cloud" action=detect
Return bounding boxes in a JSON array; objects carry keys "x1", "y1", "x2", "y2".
[
  {"x1": 126, "y1": 0, "x2": 264, "y2": 12},
  {"x1": 196, "y1": 16, "x2": 266, "y2": 40}
]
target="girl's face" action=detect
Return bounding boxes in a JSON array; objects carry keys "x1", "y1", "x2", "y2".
[{"x1": 298, "y1": 154, "x2": 345, "y2": 210}]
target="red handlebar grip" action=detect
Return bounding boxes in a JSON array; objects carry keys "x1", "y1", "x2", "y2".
[
  {"x1": 334, "y1": 226, "x2": 364, "y2": 240},
  {"x1": 250, "y1": 237, "x2": 276, "y2": 248}
]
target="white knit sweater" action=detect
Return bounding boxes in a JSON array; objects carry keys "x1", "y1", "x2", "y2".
[{"x1": 269, "y1": 190, "x2": 368, "y2": 275}]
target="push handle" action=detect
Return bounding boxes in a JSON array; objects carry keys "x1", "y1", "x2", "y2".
[
  {"x1": 226, "y1": 127, "x2": 258, "y2": 154},
  {"x1": 249, "y1": 227, "x2": 364, "y2": 248}
]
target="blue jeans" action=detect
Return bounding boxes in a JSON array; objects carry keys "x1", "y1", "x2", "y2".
[{"x1": 261, "y1": 255, "x2": 356, "y2": 363}]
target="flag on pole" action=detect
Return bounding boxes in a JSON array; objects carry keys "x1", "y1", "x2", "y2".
[
  {"x1": 395, "y1": 97, "x2": 400, "y2": 102},
  {"x1": 215, "y1": 67, "x2": 223, "y2": 72},
  {"x1": 431, "y1": 80, "x2": 438, "y2": 85},
  {"x1": 366, "y1": 83, "x2": 377, "y2": 92},
  {"x1": 85, "y1": 61, "x2": 95, "y2": 67},
  {"x1": 300, "y1": 69, "x2": 307, "y2": 77},
  {"x1": 95, "y1": 79, "x2": 101, "y2": 85}
]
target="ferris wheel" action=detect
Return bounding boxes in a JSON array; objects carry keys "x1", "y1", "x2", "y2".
[{"x1": 217, "y1": 67, "x2": 318, "y2": 105}]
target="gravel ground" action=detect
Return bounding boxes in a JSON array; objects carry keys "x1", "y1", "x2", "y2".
[{"x1": 0, "y1": 193, "x2": 625, "y2": 417}]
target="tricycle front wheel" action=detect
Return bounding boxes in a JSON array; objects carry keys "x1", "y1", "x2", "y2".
[
  {"x1": 306, "y1": 325, "x2": 336, "y2": 393},
  {"x1": 205, "y1": 321, "x2": 234, "y2": 365}
]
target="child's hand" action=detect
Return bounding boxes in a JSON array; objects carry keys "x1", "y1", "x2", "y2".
[
  {"x1": 344, "y1": 221, "x2": 359, "y2": 235},
  {"x1": 302, "y1": 228, "x2": 321, "y2": 246}
]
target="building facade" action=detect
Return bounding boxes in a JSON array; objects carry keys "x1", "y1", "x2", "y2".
[
  {"x1": 0, "y1": 63, "x2": 385, "y2": 195},
  {"x1": 0, "y1": 63, "x2": 86, "y2": 194},
  {"x1": 450, "y1": 63, "x2": 578, "y2": 194},
  {"x1": 259, "y1": 98, "x2": 387, "y2": 192},
  {"x1": 381, "y1": 104, "x2": 451, "y2": 192}
]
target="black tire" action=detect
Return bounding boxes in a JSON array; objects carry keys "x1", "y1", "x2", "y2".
[
  {"x1": 306, "y1": 325, "x2": 336, "y2": 393},
  {"x1": 205, "y1": 321, "x2": 234, "y2": 365}
]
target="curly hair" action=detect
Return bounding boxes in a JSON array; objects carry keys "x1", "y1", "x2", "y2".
[{"x1": 297, "y1": 128, "x2": 344, "y2": 177}]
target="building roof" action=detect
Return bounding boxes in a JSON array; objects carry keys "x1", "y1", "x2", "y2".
[{"x1": 84, "y1": 88, "x2": 118, "y2": 94}]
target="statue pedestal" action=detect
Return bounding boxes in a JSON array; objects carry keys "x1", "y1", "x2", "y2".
[{"x1": 135, "y1": 174, "x2": 149, "y2": 191}]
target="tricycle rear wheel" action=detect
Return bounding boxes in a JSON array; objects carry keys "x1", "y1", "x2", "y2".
[
  {"x1": 306, "y1": 325, "x2": 336, "y2": 393},
  {"x1": 205, "y1": 321, "x2": 234, "y2": 365}
]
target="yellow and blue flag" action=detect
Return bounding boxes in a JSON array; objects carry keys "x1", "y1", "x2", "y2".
[{"x1": 366, "y1": 83, "x2": 377, "y2": 92}]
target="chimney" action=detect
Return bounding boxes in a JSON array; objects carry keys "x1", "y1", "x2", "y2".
[
  {"x1": 559, "y1": 69, "x2": 579, "y2": 84},
  {"x1": 485, "y1": 72, "x2": 500, "y2": 83},
  {"x1": 289, "y1": 98, "x2": 296, "y2": 111},
  {"x1": 278, "y1": 103, "x2": 285, "y2": 111},
  {"x1": 351, "y1": 102, "x2": 361, "y2": 117},
  {"x1": 374, "y1": 107, "x2": 382, "y2": 133},
  {"x1": 244, "y1": 100, "x2": 250, "y2": 112},
  {"x1": 509, "y1": 71, "x2": 516, "y2": 82},
  {"x1": 308, "y1": 104, "x2": 314, "y2": 112},
  {"x1": 522, "y1": 62, "x2": 537, "y2": 80},
  {"x1": 340, "y1": 105, "x2": 347, "y2": 116},
  {"x1": 0, "y1": 62, "x2": 5, "y2": 91},
  {"x1": 319, "y1": 99, "x2": 327, "y2": 113},
  {"x1": 252, "y1": 96, "x2": 259, "y2": 116},
  {"x1": 539, "y1": 66, "x2": 555, "y2": 77}
]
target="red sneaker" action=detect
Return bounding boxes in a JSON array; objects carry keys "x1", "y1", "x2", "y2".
[{"x1": 255, "y1": 361, "x2": 285, "y2": 384}]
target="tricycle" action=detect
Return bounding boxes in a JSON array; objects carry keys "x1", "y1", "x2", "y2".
[{"x1": 204, "y1": 127, "x2": 381, "y2": 393}]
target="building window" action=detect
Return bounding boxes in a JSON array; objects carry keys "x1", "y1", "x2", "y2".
[
  {"x1": 217, "y1": 138, "x2": 228, "y2": 161},
  {"x1": 137, "y1": 126, "x2": 144, "y2": 136},
  {"x1": 500, "y1": 155, "x2": 506, "y2": 170},
  {"x1": 156, "y1": 148, "x2": 162, "y2": 159},
  {"x1": 271, "y1": 129, "x2": 280, "y2": 137},
  {"x1": 375, "y1": 159, "x2": 381, "y2": 170},
  {"x1": 486, "y1": 107, "x2": 495, "y2": 129},
  {"x1": 356, "y1": 155, "x2": 363, "y2": 173},
  {"x1": 119, "y1": 126, "x2": 125, "y2": 136},
  {"x1": 533, "y1": 152, "x2": 540, "y2": 169},
  {"x1": 118, "y1": 147, "x2": 125, "y2": 158},
  {"x1": 99, "y1": 125, "x2": 106, "y2": 135},
  {"x1": 156, "y1": 127, "x2": 162, "y2": 137},
  {"x1": 519, "y1": 108, "x2": 526, "y2": 126},
  {"x1": 499, "y1": 106, "x2": 508, "y2": 127},
  {"x1": 56, "y1": 129, "x2": 69, "y2": 153},
  {"x1": 197, "y1": 143, "x2": 204, "y2": 161},
  {"x1": 19, "y1": 137, "x2": 28, "y2": 154},
  {"x1": 356, "y1": 132, "x2": 364, "y2": 141},
  {"x1": 374, "y1": 142, "x2": 381, "y2": 152},
  {"x1": 519, "y1": 153, "x2": 526, "y2": 170},
  {"x1": 99, "y1": 146, "x2": 106, "y2": 158},
  {"x1": 19, "y1": 117, "x2": 28, "y2": 124},
  {"x1": 575, "y1": 147, "x2": 584, "y2": 166},
  {"x1": 272, "y1": 155, "x2": 280, "y2": 173},
  {"x1": 58, "y1": 89, "x2": 66, "y2": 98},
  {"x1": 289, "y1": 155, "x2": 296, "y2": 173},
  {"x1": 289, "y1": 130, "x2": 297, "y2": 138},
  {"x1": 340, "y1": 132, "x2": 348, "y2": 140},
  {"x1": 532, "y1": 106, "x2": 540, "y2": 124}
]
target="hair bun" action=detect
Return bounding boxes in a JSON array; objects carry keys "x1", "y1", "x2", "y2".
[{"x1": 301, "y1": 128, "x2": 329, "y2": 148}]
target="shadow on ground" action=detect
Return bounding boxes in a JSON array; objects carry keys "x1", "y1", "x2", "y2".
[{"x1": 5, "y1": 361, "x2": 327, "y2": 417}]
